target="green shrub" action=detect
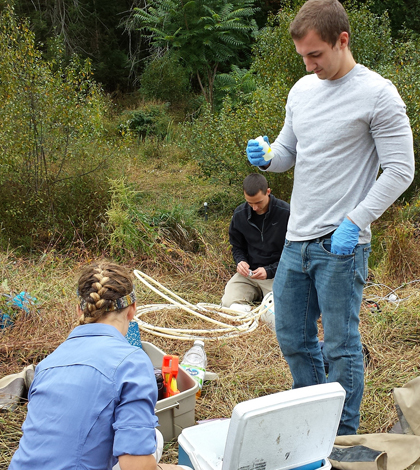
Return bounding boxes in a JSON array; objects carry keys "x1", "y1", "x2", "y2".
[
  {"x1": 348, "y1": 5, "x2": 393, "y2": 70},
  {"x1": 139, "y1": 53, "x2": 191, "y2": 104},
  {"x1": 106, "y1": 178, "x2": 206, "y2": 259},
  {"x1": 106, "y1": 178, "x2": 156, "y2": 257},
  {"x1": 378, "y1": 31, "x2": 420, "y2": 199},
  {"x1": 251, "y1": 9, "x2": 306, "y2": 90},
  {"x1": 150, "y1": 205, "x2": 205, "y2": 254},
  {"x1": 119, "y1": 103, "x2": 172, "y2": 140},
  {"x1": 184, "y1": 82, "x2": 294, "y2": 195},
  {"x1": 0, "y1": 6, "x2": 129, "y2": 251},
  {"x1": 213, "y1": 65, "x2": 257, "y2": 111}
]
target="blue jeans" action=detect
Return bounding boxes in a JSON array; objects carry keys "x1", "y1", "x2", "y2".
[{"x1": 273, "y1": 237, "x2": 371, "y2": 435}]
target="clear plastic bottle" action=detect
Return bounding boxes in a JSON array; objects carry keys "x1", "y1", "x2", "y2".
[{"x1": 180, "y1": 340, "x2": 207, "y2": 397}]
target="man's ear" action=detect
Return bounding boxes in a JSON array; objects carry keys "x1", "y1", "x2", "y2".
[
  {"x1": 267, "y1": 188, "x2": 271, "y2": 195},
  {"x1": 339, "y1": 31, "x2": 350, "y2": 49}
]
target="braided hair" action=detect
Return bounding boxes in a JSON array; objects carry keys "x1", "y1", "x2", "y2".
[{"x1": 77, "y1": 262, "x2": 134, "y2": 325}]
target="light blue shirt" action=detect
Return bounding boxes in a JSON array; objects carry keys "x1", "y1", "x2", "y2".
[{"x1": 9, "y1": 324, "x2": 159, "y2": 470}]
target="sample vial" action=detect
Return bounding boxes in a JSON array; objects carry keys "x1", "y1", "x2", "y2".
[{"x1": 255, "y1": 136, "x2": 273, "y2": 161}]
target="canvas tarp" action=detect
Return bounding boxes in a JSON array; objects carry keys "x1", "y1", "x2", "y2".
[
  {"x1": 0, "y1": 364, "x2": 35, "y2": 411},
  {"x1": 330, "y1": 377, "x2": 420, "y2": 470}
]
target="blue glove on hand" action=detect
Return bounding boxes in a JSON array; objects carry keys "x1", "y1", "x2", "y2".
[
  {"x1": 331, "y1": 218, "x2": 360, "y2": 255},
  {"x1": 246, "y1": 136, "x2": 270, "y2": 167}
]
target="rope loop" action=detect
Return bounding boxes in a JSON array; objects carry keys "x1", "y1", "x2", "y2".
[{"x1": 133, "y1": 270, "x2": 273, "y2": 341}]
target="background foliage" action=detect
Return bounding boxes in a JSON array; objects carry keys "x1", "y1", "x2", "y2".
[
  {"x1": 186, "y1": 2, "x2": 420, "y2": 200},
  {"x1": 3, "y1": 0, "x2": 419, "y2": 92},
  {"x1": 0, "y1": 0, "x2": 419, "y2": 266},
  {"x1": 132, "y1": 0, "x2": 259, "y2": 108},
  {"x1": 0, "y1": 6, "x2": 126, "y2": 250},
  {"x1": 139, "y1": 53, "x2": 192, "y2": 104},
  {"x1": 11, "y1": 0, "x2": 148, "y2": 91}
]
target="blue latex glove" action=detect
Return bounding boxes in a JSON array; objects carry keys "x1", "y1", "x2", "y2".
[
  {"x1": 246, "y1": 136, "x2": 270, "y2": 167},
  {"x1": 331, "y1": 218, "x2": 360, "y2": 255}
]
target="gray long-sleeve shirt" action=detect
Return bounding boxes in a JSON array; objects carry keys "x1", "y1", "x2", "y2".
[{"x1": 267, "y1": 64, "x2": 414, "y2": 244}]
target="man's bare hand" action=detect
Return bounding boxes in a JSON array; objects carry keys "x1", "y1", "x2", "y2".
[
  {"x1": 237, "y1": 261, "x2": 250, "y2": 277},
  {"x1": 250, "y1": 267, "x2": 267, "y2": 280}
]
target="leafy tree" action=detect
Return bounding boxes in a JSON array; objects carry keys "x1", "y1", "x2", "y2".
[
  {"x1": 251, "y1": 8, "x2": 305, "y2": 89},
  {"x1": 8, "y1": 0, "x2": 420, "y2": 93},
  {"x1": 11, "y1": 0, "x2": 148, "y2": 91},
  {"x1": 132, "y1": 0, "x2": 259, "y2": 108},
  {"x1": 213, "y1": 64, "x2": 257, "y2": 110},
  {"x1": 347, "y1": 4, "x2": 394, "y2": 70},
  {"x1": 139, "y1": 52, "x2": 191, "y2": 103},
  {"x1": 184, "y1": 7, "x2": 298, "y2": 194},
  {"x1": 0, "y1": 5, "x2": 127, "y2": 249},
  {"x1": 356, "y1": 0, "x2": 420, "y2": 36}
]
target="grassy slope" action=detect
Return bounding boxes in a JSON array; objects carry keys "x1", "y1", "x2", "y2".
[{"x1": 1, "y1": 144, "x2": 420, "y2": 468}]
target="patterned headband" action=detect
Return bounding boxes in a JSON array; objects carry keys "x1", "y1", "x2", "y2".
[{"x1": 78, "y1": 289, "x2": 136, "y2": 313}]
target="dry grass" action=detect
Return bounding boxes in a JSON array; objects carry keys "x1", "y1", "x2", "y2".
[
  {"x1": 1, "y1": 152, "x2": 420, "y2": 468},
  {"x1": 0, "y1": 406, "x2": 26, "y2": 467},
  {"x1": 358, "y1": 282, "x2": 420, "y2": 435},
  {"x1": 374, "y1": 204, "x2": 420, "y2": 284},
  {"x1": 1, "y1": 246, "x2": 420, "y2": 468}
]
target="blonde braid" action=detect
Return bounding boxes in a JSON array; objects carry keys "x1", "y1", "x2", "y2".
[{"x1": 77, "y1": 262, "x2": 134, "y2": 326}]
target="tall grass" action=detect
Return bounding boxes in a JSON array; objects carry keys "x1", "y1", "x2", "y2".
[
  {"x1": 373, "y1": 198, "x2": 420, "y2": 284},
  {"x1": 1, "y1": 228, "x2": 420, "y2": 468}
]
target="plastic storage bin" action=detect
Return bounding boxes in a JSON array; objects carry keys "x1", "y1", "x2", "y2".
[
  {"x1": 143, "y1": 341, "x2": 199, "y2": 442},
  {"x1": 178, "y1": 382, "x2": 345, "y2": 470}
]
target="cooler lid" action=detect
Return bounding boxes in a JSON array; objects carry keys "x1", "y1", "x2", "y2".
[
  {"x1": 178, "y1": 419, "x2": 231, "y2": 470},
  {"x1": 222, "y1": 382, "x2": 345, "y2": 470}
]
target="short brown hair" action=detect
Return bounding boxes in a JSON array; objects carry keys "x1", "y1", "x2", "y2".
[
  {"x1": 243, "y1": 173, "x2": 268, "y2": 196},
  {"x1": 77, "y1": 261, "x2": 134, "y2": 325},
  {"x1": 289, "y1": 0, "x2": 351, "y2": 47}
]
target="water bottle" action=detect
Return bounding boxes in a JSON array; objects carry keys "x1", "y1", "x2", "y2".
[
  {"x1": 180, "y1": 340, "x2": 207, "y2": 397},
  {"x1": 125, "y1": 321, "x2": 142, "y2": 348},
  {"x1": 255, "y1": 135, "x2": 272, "y2": 161}
]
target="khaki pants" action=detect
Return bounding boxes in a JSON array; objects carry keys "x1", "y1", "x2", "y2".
[{"x1": 221, "y1": 273, "x2": 273, "y2": 307}]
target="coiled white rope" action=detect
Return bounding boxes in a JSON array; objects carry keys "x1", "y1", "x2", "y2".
[
  {"x1": 363, "y1": 279, "x2": 420, "y2": 306},
  {"x1": 133, "y1": 270, "x2": 274, "y2": 341},
  {"x1": 133, "y1": 269, "x2": 420, "y2": 340}
]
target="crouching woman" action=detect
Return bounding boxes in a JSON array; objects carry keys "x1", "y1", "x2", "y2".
[{"x1": 9, "y1": 262, "x2": 163, "y2": 470}]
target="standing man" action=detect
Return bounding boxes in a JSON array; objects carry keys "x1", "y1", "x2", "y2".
[
  {"x1": 221, "y1": 173, "x2": 289, "y2": 310},
  {"x1": 246, "y1": 0, "x2": 414, "y2": 434}
]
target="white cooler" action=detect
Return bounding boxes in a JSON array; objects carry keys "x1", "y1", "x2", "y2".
[{"x1": 178, "y1": 382, "x2": 345, "y2": 470}]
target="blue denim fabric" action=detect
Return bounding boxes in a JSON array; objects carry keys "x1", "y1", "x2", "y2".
[{"x1": 273, "y1": 238, "x2": 371, "y2": 435}]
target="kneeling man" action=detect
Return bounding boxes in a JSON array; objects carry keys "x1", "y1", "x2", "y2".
[{"x1": 222, "y1": 173, "x2": 290, "y2": 310}]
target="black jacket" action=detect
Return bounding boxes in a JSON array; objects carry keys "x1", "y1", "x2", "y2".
[{"x1": 229, "y1": 194, "x2": 290, "y2": 279}]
